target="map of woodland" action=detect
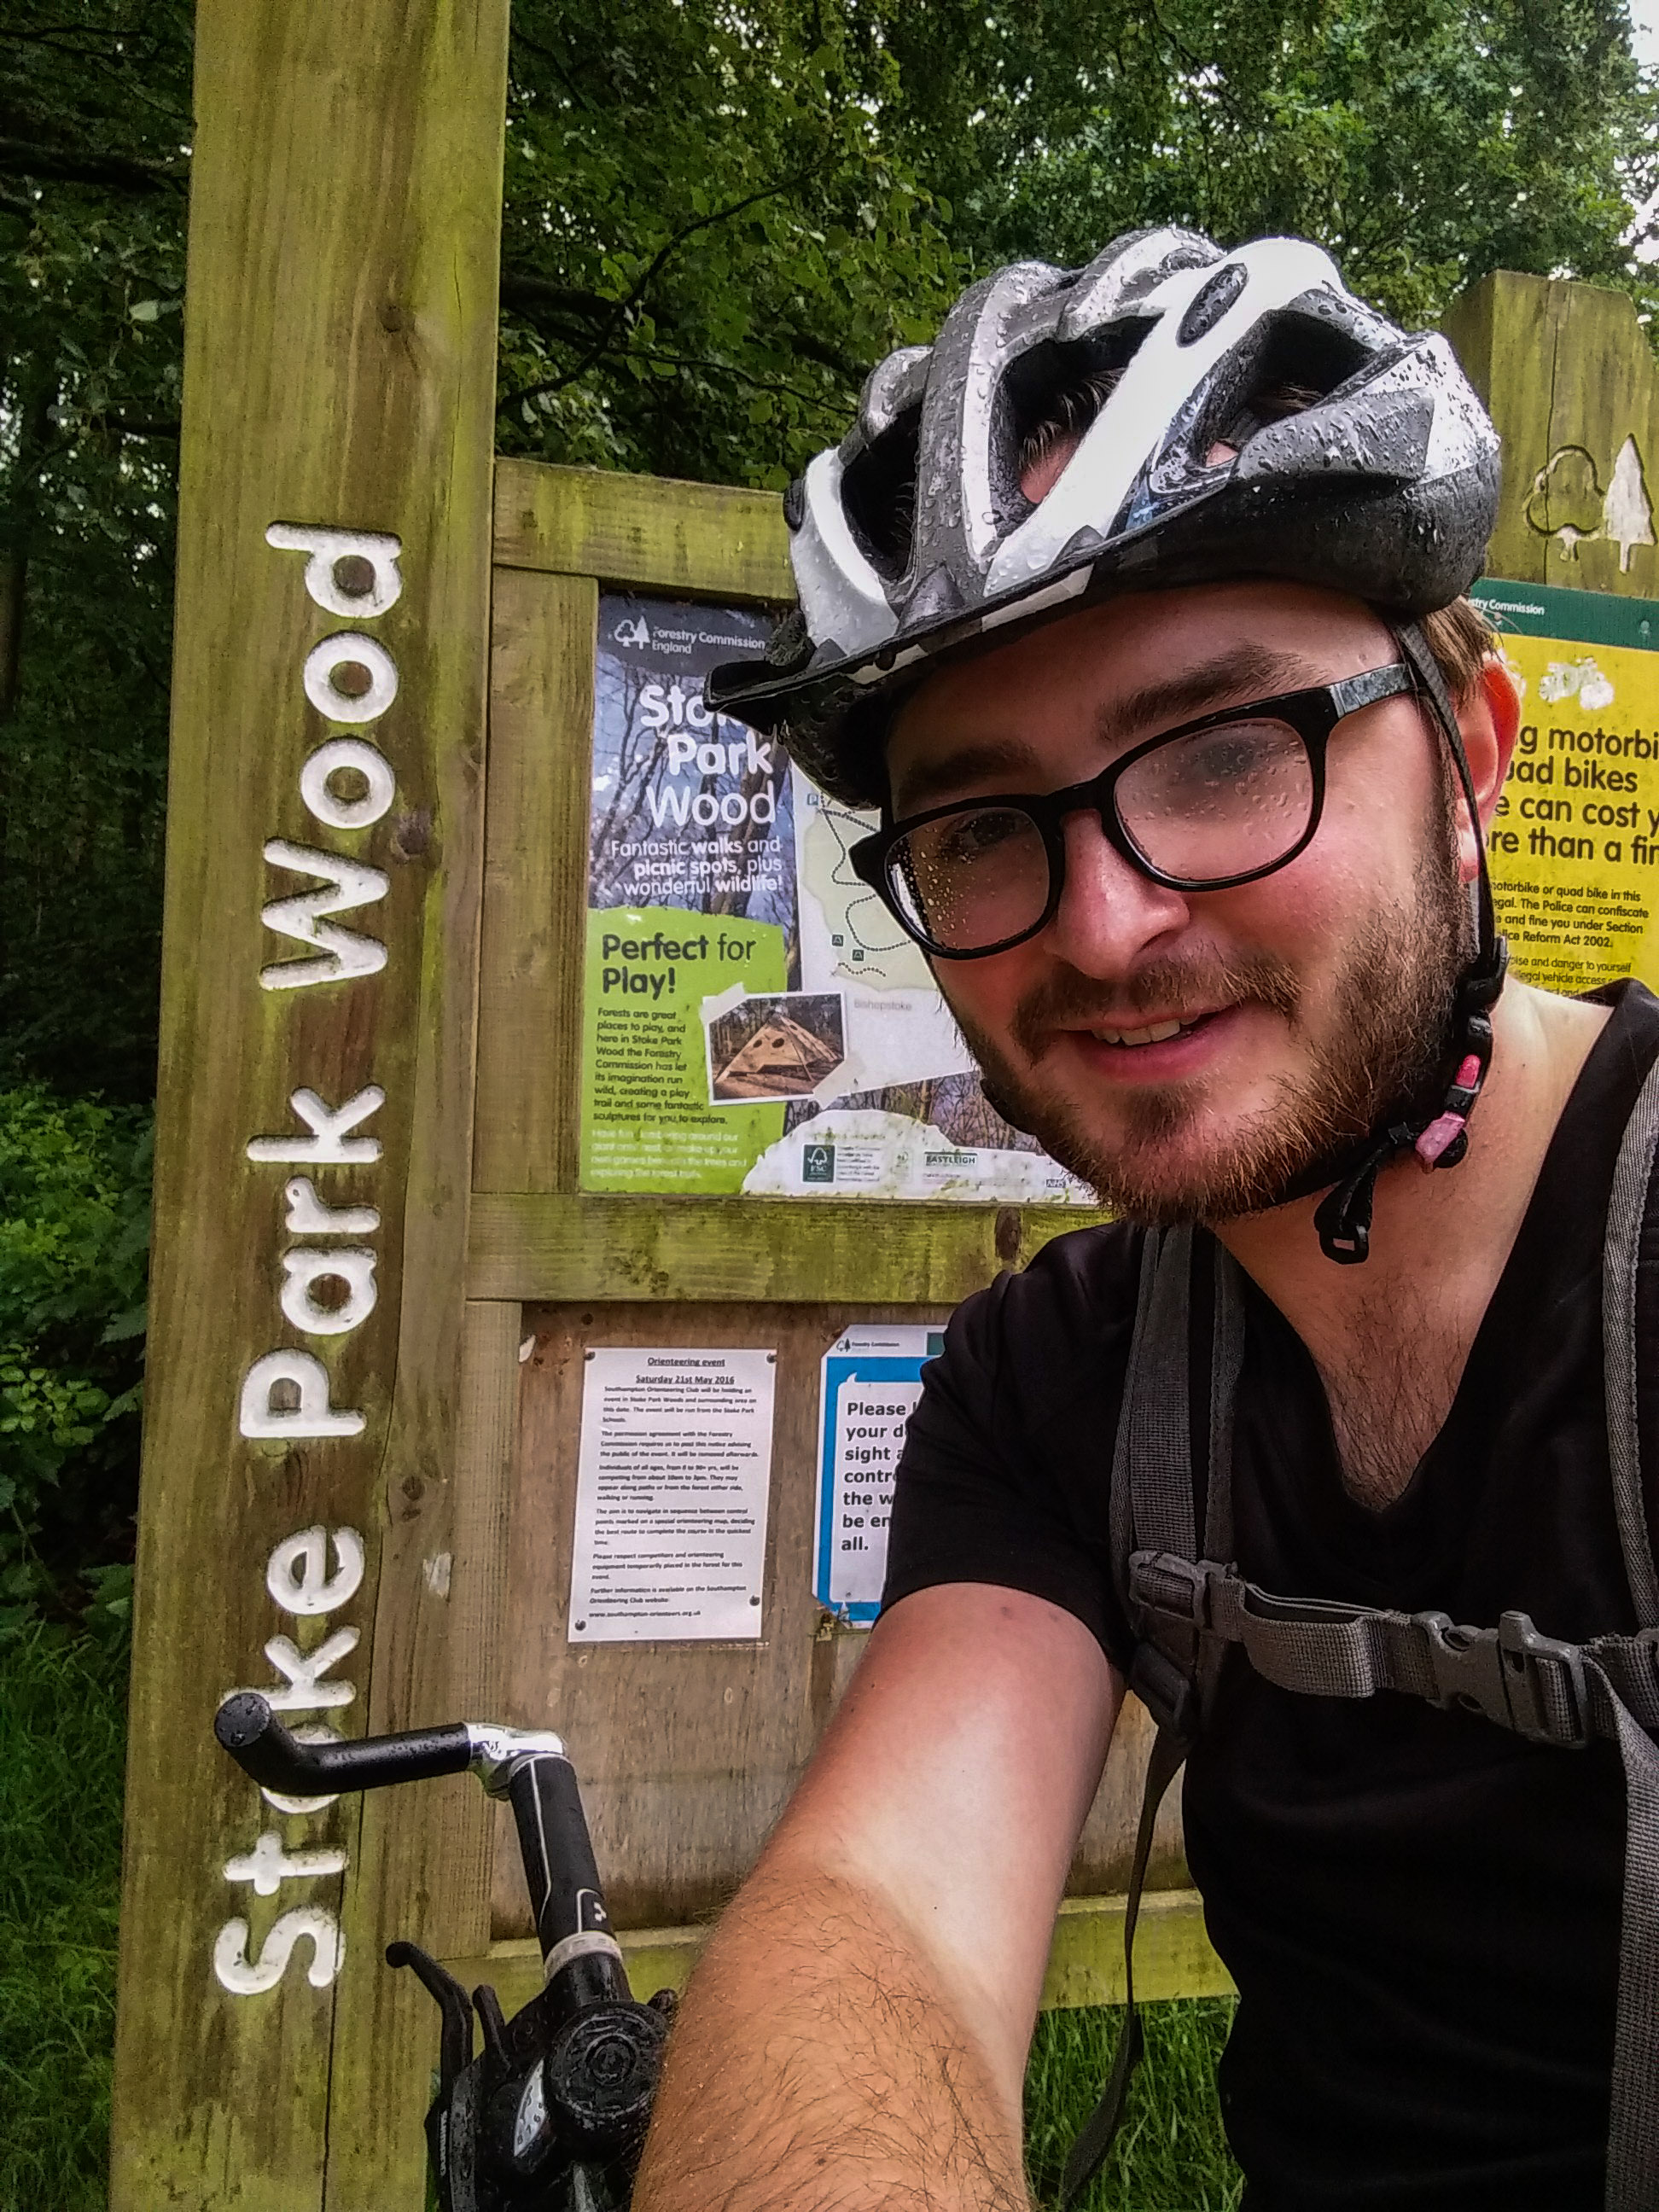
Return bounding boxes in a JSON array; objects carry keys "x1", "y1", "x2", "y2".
[{"x1": 798, "y1": 792, "x2": 936, "y2": 991}]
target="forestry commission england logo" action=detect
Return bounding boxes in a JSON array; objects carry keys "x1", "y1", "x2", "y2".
[{"x1": 613, "y1": 613, "x2": 651, "y2": 649}]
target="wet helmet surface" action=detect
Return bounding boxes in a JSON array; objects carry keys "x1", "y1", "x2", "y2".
[{"x1": 707, "y1": 226, "x2": 1500, "y2": 807}]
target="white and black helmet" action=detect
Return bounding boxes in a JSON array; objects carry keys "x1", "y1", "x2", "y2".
[{"x1": 708, "y1": 225, "x2": 1500, "y2": 808}]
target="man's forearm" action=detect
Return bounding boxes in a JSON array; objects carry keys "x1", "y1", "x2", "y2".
[{"x1": 632, "y1": 1860, "x2": 1033, "y2": 2212}]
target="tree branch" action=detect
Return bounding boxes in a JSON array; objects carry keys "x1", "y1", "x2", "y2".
[
  {"x1": 0, "y1": 133, "x2": 186, "y2": 195},
  {"x1": 497, "y1": 163, "x2": 823, "y2": 410},
  {"x1": 785, "y1": 329, "x2": 865, "y2": 382},
  {"x1": 96, "y1": 416, "x2": 182, "y2": 439},
  {"x1": 501, "y1": 344, "x2": 834, "y2": 420},
  {"x1": 498, "y1": 269, "x2": 614, "y2": 322}
]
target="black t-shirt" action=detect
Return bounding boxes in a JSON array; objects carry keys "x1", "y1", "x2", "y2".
[{"x1": 882, "y1": 980, "x2": 1659, "y2": 2211}]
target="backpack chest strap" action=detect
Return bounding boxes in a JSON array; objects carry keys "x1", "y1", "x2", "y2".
[
  {"x1": 1126, "y1": 1546, "x2": 1659, "y2": 2208},
  {"x1": 1129, "y1": 1548, "x2": 1659, "y2": 1748}
]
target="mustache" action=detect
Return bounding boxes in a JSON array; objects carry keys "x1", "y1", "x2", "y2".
[{"x1": 1008, "y1": 952, "x2": 1301, "y2": 1062}]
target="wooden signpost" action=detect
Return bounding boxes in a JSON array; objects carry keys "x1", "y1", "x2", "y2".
[
  {"x1": 110, "y1": 2, "x2": 510, "y2": 2203},
  {"x1": 108, "y1": 8, "x2": 1659, "y2": 2197}
]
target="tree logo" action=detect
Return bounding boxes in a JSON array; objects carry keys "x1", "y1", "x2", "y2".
[
  {"x1": 1605, "y1": 437, "x2": 1656, "y2": 572},
  {"x1": 1523, "y1": 435, "x2": 1655, "y2": 571}
]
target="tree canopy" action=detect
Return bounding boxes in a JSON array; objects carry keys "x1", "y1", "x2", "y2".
[{"x1": 3, "y1": 0, "x2": 1657, "y2": 1099}]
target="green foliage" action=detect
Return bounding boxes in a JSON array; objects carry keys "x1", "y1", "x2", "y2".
[
  {"x1": 496, "y1": 0, "x2": 1659, "y2": 505},
  {"x1": 498, "y1": 3, "x2": 959, "y2": 488},
  {"x1": 1, "y1": 3, "x2": 189, "y2": 1104},
  {"x1": 0, "y1": 1087, "x2": 149, "y2": 1630},
  {"x1": 879, "y1": 0, "x2": 1659, "y2": 332},
  {"x1": 1025, "y1": 1998, "x2": 1243, "y2": 2209},
  {"x1": 0, "y1": 1625, "x2": 126, "y2": 2212}
]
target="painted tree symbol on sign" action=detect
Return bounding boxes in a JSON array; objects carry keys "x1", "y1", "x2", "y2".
[
  {"x1": 1524, "y1": 446, "x2": 1604, "y2": 558},
  {"x1": 1604, "y1": 436, "x2": 1656, "y2": 573},
  {"x1": 1522, "y1": 436, "x2": 1656, "y2": 572}
]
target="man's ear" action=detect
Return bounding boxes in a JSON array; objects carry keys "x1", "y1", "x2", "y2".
[{"x1": 1452, "y1": 655, "x2": 1522, "y2": 881}]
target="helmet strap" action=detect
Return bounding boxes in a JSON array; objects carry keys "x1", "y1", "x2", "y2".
[{"x1": 1311, "y1": 620, "x2": 1509, "y2": 1264}]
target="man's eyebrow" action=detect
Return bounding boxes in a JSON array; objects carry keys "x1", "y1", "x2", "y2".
[{"x1": 1103, "y1": 643, "x2": 1313, "y2": 744}]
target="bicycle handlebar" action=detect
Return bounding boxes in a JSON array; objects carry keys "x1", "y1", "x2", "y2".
[
  {"x1": 216, "y1": 1693, "x2": 622, "y2": 1981},
  {"x1": 213, "y1": 1691, "x2": 567, "y2": 1797},
  {"x1": 214, "y1": 1690, "x2": 665, "y2": 2208}
]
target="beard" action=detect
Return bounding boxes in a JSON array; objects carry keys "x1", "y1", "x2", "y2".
[{"x1": 949, "y1": 805, "x2": 1471, "y2": 1226}]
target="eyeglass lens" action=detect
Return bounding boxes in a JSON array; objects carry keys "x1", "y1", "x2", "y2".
[{"x1": 886, "y1": 715, "x2": 1317, "y2": 952}]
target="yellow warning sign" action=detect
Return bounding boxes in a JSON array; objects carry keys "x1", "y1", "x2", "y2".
[{"x1": 1470, "y1": 581, "x2": 1659, "y2": 997}]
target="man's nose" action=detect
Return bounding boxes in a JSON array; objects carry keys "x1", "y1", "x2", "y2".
[{"x1": 1043, "y1": 808, "x2": 1193, "y2": 973}]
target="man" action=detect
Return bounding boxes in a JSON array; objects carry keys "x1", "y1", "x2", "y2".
[{"x1": 632, "y1": 230, "x2": 1659, "y2": 2210}]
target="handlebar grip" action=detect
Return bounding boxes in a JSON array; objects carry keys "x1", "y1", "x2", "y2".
[
  {"x1": 504, "y1": 1752, "x2": 628, "y2": 1992},
  {"x1": 215, "y1": 1692, "x2": 474, "y2": 1793}
]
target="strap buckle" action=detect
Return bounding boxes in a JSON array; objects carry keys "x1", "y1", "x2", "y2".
[
  {"x1": 1496, "y1": 1610, "x2": 1591, "y2": 1749},
  {"x1": 1125, "y1": 1553, "x2": 1209, "y2": 1740},
  {"x1": 1127, "y1": 1549, "x2": 1210, "y2": 1627},
  {"x1": 1420, "y1": 1610, "x2": 1589, "y2": 1749}
]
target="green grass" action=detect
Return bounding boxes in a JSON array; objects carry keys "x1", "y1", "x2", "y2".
[
  {"x1": 0, "y1": 1626, "x2": 127, "y2": 2212},
  {"x1": 1026, "y1": 1997, "x2": 1244, "y2": 2210},
  {"x1": 0, "y1": 1627, "x2": 1237, "y2": 2210}
]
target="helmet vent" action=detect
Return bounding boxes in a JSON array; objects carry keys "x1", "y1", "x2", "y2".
[
  {"x1": 1002, "y1": 322, "x2": 1157, "y2": 506},
  {"x1": 1205, "y1": 311, "x2": 1372, "y2": 457},
  {"x1": 840, "y1": 406, "x2": 923, "y2": 579}
]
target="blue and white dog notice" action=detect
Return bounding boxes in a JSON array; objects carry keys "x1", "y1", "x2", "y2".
[{"x1": 815, "y1": 1326, "x2": 944, "y2": 1621}]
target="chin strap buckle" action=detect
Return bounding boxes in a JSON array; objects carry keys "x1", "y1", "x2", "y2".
[
  {"x1": 1313, "y1": 935, "x2": 1509, "y2": 1264},
  {"x1": 1414, "y1": 1052, "x2": 1481, "y2": 1168}
]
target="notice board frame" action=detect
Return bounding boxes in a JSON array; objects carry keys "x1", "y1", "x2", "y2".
[{"x1": 454, "y1": 453, "x2": 1206, "y2": 1988}]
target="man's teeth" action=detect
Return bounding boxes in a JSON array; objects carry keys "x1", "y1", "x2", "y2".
[{"x1": 1091, "y1": 1019, "x2": 1189, "y2": 1046}]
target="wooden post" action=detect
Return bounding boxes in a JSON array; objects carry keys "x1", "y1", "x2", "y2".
[
  {"x1": 1446, "y1": 271, "x2": 1659, "y2": 599},
  {"x1": 109, "y1": 4, "x2": 508, "y2": 2206}
]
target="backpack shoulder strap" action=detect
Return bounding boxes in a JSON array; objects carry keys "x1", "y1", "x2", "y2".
[
  {"x1": 1604, "y1": 1048, "x2": 1659, "y2": 1628},
  {"x1": 1066, "y1": 1229, "x2": 1246, "y2": 2209},
  {"x1": 1109, "y1": 1225, "x2": 1247, "y2": 1731}
]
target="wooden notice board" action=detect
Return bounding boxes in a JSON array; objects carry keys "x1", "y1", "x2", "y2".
[{"x1": 114, "y1": 22, "x2": 1659, "y2": 2195}]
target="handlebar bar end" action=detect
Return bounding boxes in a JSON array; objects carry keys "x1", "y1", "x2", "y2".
[{"x1": 215, "y1": 1691, "x2": 278, "y2": 1757}]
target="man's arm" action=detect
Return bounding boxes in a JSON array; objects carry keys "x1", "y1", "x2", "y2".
[{"x1": 632, "y1": 1580, "x2": 1123, "y2": 2211}]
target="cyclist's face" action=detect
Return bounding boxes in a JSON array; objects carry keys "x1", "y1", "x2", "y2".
[{"x1": 886, "y1": 581, "x2": 1511, "y2": 1223}]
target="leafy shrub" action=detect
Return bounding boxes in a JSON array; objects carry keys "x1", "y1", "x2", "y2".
[
  {"x1": 0, "y1": 1088, "x2": 149, "y2": 1632},
  {"x1": 0, "y1": 1625, "x2": 127, "y2": 2210}
]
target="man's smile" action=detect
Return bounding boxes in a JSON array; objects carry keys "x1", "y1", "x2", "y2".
[{"x1": 1040, "y1": 1002, "x2": 1253, "y2": 1084}]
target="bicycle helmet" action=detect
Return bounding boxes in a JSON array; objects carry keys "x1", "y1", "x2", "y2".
[
  {"x1": 707, "y1": 226, "x2": 1508, "y2": 1262},
  {"x1": 708, "y1": 226, "x2": 1499, "y2": 806}
]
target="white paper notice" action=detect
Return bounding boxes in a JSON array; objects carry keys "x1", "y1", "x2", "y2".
[{"x1": 569, "y1": 1348, "x2": 777, "y2": 1642}]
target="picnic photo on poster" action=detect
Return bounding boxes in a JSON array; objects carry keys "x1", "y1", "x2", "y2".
[{"x1": 580, "y1": 593, "x2": 1092, "y2": 1202}]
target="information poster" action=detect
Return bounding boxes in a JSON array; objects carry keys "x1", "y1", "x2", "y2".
[
  {"x1": 814, "y1": 1325, "x2": 942, "y2": 1622},
  {"x1": 568, "y1": 1348, "x2": 776, "y2": 1643},
  {"x1": 581, "y1": 594, "x2": 1092, "y2": 1203},
  {"x1": 1470, "y1": 580, "x2": 1659, "y2": 996}
]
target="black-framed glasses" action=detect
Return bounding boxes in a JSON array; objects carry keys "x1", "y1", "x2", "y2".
[{"x1": 848, "y1": 662, "x2": 1417, "y2": 959}]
